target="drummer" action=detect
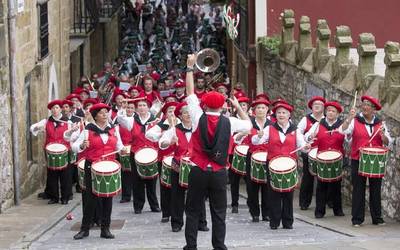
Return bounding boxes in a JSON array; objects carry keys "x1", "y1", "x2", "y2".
[
  {"x1": 117, "y1": 95, "x2": 161, "y2": 214},
  {"x1": 253, "y1": 103, "x2": 310, "y2": 230},
  {"x1": 305, "y1": 101, "x2": 345, "y2": 218},
  {"x1": 71, "y1": 103, "x2": 126, "y2": 240},
  {"x1": 340, "y1": 95, "x2": 392, "y2": 227},
  {"x1": 30, "y1": 100, "x2": 72, "y2": 205},
  {"x1": 234, "y1": 98, "x2": 271, "y2": 221},
  {"x1": 298, "y1": 96, "x2": 325, "y2": 210}
]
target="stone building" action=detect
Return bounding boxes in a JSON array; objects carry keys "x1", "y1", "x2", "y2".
[{"x1": 0, "y1": 0, "x2": 121, "y2": 212}]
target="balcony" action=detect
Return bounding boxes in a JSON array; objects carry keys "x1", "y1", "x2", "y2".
[
  {"x1": 99, "y1": 0, "x2": 122, "y2": 22},
  {"x1": 71, "y1": 0, "x2": 99, "y2": 36}
]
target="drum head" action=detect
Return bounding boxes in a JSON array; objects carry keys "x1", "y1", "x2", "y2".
[
  {"x1": 77, "y1": 159, "x2": 85, "y2": 170},
  {"x1": 135, "y1": 148, "x2": 158, "y2": 164},
  {"x1": 252, "y1": 152, "x2": 267, "y2": 162},
  {"x1": 308, "y1": 148, "x2": 318, "y2": 159},
  {"x1": 163, "y1": 156, "x2": 173, "y2": 166},
  {"x1": 235, "y1": 145, "x2": 249, "y2": 155},
  {"x1": 317, "y1": 150, "x2": 342, "y2": 161},
  {"x1": 46, "y1": 143, "x2": 67, "y2": 152},
  {"x1": 269, "y1": 156, "x2": 296, "y2": 172},
  {"x1": 92, "y1": 160, "x2": 119, "y2": 173},
  {"x1": 361, "y1": 147, "x2": 388, "y2": 153}
]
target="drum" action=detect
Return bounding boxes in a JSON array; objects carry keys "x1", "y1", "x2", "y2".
[
  {"x1": 359, "y1": 146, "x2": 389, "y2": 178},
  {"x1": 269, "y1": 156, "x2": 298, "y2": 192},
  {"x1": 231, "y1": 145, "x2": 249, "y2": 176},
  {"x1": 250, "y1": 152, "x2": 268, "y2": 184},
  {"x1": 316, "y1": 150, "x2": 343, "y2": 182},
  {"x1": 45, "y1": 143, "x2": 69, "y2": 170},
  {"x1": 118, "y1": 145, "x2": 132, "y2": 172},
  {"x1": 91, "y1": 160, "x2": 121, "y2": 197},
  {"x1": 161, "y1": 156, "x2": 173, "y2": 188},
  {"x1": 69, "y1": 151, "x2": 77, "y2": 164},
  {"x1": 134, "y1": 147, "x2": 159, "y2": 179},
  {"x1": 77, "y1": 159, "x2": 86, "y2": 190},
  {"x1": 179, "y1": 157, "x2": 193, "y2": 188},
  {"x1": 308, "y1": 147, "x2": 318, "y2": 176}
]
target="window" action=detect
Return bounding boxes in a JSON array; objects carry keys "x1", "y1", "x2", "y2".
[
  {"x1": 38, "y1": 2, "x2": 49, "y2": 59},
  {"x1": 234, "y1": 0, "x2": 248, "y2": 54},
  {"x1": 24, "y1": 74, "x2": 33, "y2": 162}
]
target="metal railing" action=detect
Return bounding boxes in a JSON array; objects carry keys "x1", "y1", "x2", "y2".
[
  {"x1": 72, "y1": 0, "x2": 99, "y2": 35},
  {"x1": 99, "y1": 0, "x2": 122, "y2": 18}
]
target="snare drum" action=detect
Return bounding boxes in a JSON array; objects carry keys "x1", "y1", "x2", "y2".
[
  {"x1": 250, "y1": 152, "x2": 268, "y2": 184},
  {"x1": 179, "y1": 157, "x2": 193, "y2": 188},
  {"x1": 77, "y1": 159, "x2": 86, "y2": 190},
  {"x1": 69, "y1": 151, "x2": 77, "y2": 164},
  {"x1": 269, "y1": 156, "x2": 298, "y2": 192},
  {"x1": 316, "y1": 150, "x2": 343, "y2": 182},
  {"x1": 231, "y1": 145, "x2": 249, "y2": 176},
  {"x1": 118, "y1": 145, "x2": 132, "y2": 172},
  {"x1": 45, "y1": 143, "x2": 69, "y2": 170},
  {"x1": 359, "y1": 146, "x2": 389, "y2": 178},
  {"x1": 161, "y1": 156, "x2": 173, "y2": 188},
  {"x1": 134, "y1": 147, "x2": 159, "y2": 179},
  {"x1": 308, "y1": 148, "x2": 318, "y2": 176},
  {"x1": 91, "y1": 160, "x2": 121, "y2": 197}
]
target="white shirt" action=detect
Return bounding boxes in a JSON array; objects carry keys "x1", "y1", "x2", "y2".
[
  {"x1": 146, "y1": 118, "x2": 182, "y2": 142},
  {"x1": 158, "y1": 123, "x2": 192, "y2": 150},
  {"x1": 71, "y1": 122, "x2": 124, "y2": 154},
  {"x1": 30, "y1": 115, "x2": 70, "y2": 136},
  {"x1": 297, "y1": 113, "x2": 324, "y2": 135},
  {"x1": 117, "y1": 111, "x2": 153, "y2": 131},
  {"x1": 186, "y1": 94, "x2": 252, "y2": 134}
]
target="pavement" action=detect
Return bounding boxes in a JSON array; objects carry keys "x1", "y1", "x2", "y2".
[{"x1": 1, "y1": 180, "x2": 399, "y2": 250}]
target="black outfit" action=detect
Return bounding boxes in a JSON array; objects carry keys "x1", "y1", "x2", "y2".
[
  {"x1": 120, "y1": 160, "x2": 133, "y2": 201},
  {"x1": 159, "y1": 162, "x2": 171, "y2": 218},
  {"x1": 315, "y1": 180, "x2": 342, "y2": 217}
]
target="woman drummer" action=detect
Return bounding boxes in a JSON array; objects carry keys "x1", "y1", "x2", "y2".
[
  {"x1": 253, "y1": 103, "x2": 310, "y2": 230},
  {"x1": 71, "y1": 103, "x2": 126, "y2": 240},
  {"x1": 340, "y1": 95, "x2": 392, "y2": 227},
  {"x1": 305, "y1": 101, "x2": 345, "y2": 218}
]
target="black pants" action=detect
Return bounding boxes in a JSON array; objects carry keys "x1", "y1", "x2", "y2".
[
  {"x1": 351, "y1": 160, "x2": 383, "y2": 224},
  {"x1": 269, "y1": 188, "x2": 294, "y2": 228},
  {"x1": 71, "y1": 164, "x2": 79, "y2": 188},
  {"x1": 184, "y1": 167, "x2": 227, "y2": 250},
  {"x1": 159, "y1": 162, "x2": 171, "y2": 218},
  {"x1": 228, "y1": 168, "x2": 246, "y2": 208},
  {"x1": 121, "y1": 169, "x2": 133, "y2": 201},
  {"x1": 299, "y1": 152, "x2": 314, "y2": 208},
  {"x1": 47, "y1": 165, "x2": 72, "y2": 201},
  {"x1": 245, "y1": 153, "x2": 269, "y2": 218},
  {"x1": 131, "y1": 154, "x2": 160, "y2": 212},
  {"x1": 171, "y1": 170, "x2": 207, "y2": 229},
  {"x1": 315, "y1": 179, "x2": 343, "y2": 216},
  {"x1": 81, "y1": 160, "x2": 113, "y2": 231}
]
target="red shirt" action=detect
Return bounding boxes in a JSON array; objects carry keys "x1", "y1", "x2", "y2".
[
  {"x1": 316, "y1": 120, "x2": 345, "y2": 154},
  {"x1": 85, "y1": 128, "x2": 118, "y2": 162},
  {"x1": 45, "y1": 119, "x2": 69, "y2": 149},
  {"x1": 350, "y1": 118, "x2": 383, "y2": 160},
  {"x1": 267, "y1": 125, "x2": 297, "y2": 161}
]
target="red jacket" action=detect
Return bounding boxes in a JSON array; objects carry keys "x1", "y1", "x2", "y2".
[{"x1": 45, "y1": 119, "x2": 69, "y2": 149}]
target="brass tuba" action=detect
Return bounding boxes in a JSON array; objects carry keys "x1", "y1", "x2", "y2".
[{"x1": 195, "y1": 48, "x2": 220, "y2": 73}]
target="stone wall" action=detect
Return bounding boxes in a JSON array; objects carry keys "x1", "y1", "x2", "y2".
[{"x1": 259, "y1": 9, "x2": 400, "y2": 219}]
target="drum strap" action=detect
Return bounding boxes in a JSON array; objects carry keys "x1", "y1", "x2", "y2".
[{"x1": 199, "y1": 113, "x2": 230, "y2": 166}]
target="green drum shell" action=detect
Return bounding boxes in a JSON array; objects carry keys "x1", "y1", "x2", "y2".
[
  {"x1": 268, "y1": 156, "x2": 298, "y2": 192},
  {"x1": 77, "y1": 159, "x2": 86, "y2": 190},
  {"x1": 69, "y1": 151, "x2": 77, "y2": 164},
  {"x1": 161, "y1": 157, "x2": 172, "y2": 188},
  {"x1": 308, "y1": 148, "x2": 318, "y2": 176},
  {"x1": 231, "y1": 145, "x2": 248, "y2": 176},
  {"x1": 316, "y1": 150, "x2": 343, "y2": 182},
  {"x1": 91, "y1": 160, "x2": 121, "y2": 198},
  {"x1": 46, "y1": 144, "x2": 69, "y2": 170},
  {"x1": 118, "y1": 153, "x2": 132, "y2": 172},
  {"x1": 358, "y1": 147, "x2": 389, "y2": 178},
  {"x1": 134, "y1": 148, "x2": 159, "y2": 179},
  {"x1": 250, "y1": 152, "x2": 268, "y2": 184},
  {"x1": 179, "y1": 158, "x2": 193, "y2": 188}
]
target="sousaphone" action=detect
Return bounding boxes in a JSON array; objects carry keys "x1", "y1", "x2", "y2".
[{"x1": 195, "y1": 48, "x2": 220, "y2": 73}]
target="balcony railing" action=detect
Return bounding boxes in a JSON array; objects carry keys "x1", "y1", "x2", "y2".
[
  {"x1": 99, "y1": 0, "x2": 122, "y2": 18},
  {"x1": 71, "y1": 0, "x2": 99, "y2": 35}
]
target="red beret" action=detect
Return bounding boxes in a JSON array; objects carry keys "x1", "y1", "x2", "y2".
[
  {"x1": 112, "y1": 89, "x2": 126, "y2": 102},
  {"x1": 234, "y1": 91, "x2": 246, "y2": 99},
  {"x1": 174, "y1": 102, "x2": 188, "y2": 117},
  {"x1": 150, "y1": 72, "x2": 161, "y2": 81},
  {"x1": 164, "y1": 93, "x2": 178, "y2": 102},
  {"x1": 324, "y1": 101, "x2": 343, "y2": 113},
  {"x1": 272, "y1": 103, "x2": 294, "y2": 113},
  {"x1": 62, "y1": 100, "x2": 74, "y2": 107},
  {"x1": 251, "y1": 99, "x2": 270, "y2": 108},
  {"x1": 133, "y1": 94, "x2": 152, "y2": 107},
  {"x1": 255, "y1": 93, "x2": 270, "y2": 101},
  {"x1": 83, "y1": 98, "x2": 98, "y2": 108},
  {"x1": 162, "y1": 101, "x2": 179, "y2": 114},
  {"x1": 214, "y1": 83, "x2": 228, "y2": 91},
  {"x1": 75, "y1": 88, "x2": 90, "y2": 96},
  {"x1": 47, "y1": 100, "x2": 63, "y2": 110},
  {"x1": 89, "y1": 103, "x2": 111, "y2": 118},
  {"x1": 361, "y1": 95, "x2": 382, "y2": 110},
  {"x1": 307, "y1": 96, "x2": 326, "y2": 109},
  {"x1": 128, "y1": 85, "x2": 143, "y2": 93},
  {"x1": 173, "y1": 79, "x2": 186, "y2": 88},
  {"x1": 201, "y1": 91, "x2": 226, "y2": 109},
  {"x1": 237, "y1": 96, "x2": 250, "y2": 104},
  {"x1": 271, "y1": 98, "x2": 289, "y2": 107},
  {"x1": 66, "y1": 94, "x2": 81, "y2": 102},
  {"x1": 108, "y1": 75, "x2": 117, "y2": 84}
]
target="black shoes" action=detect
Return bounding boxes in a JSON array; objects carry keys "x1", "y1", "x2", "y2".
[
  {"x1": 300, "y1": 206, "x2": 308, "y2": 210},
  {"x1": 151, "y1": 207, "x2": 161, "y2": 213},
  {"x1": 73, "y1": 230, "x2": 89, "y2": 240},
  {"x1": 262, "y1": 216, "x2": 270, "y2": 222},
  {"x1": 252, "y1": 216, "x2": 259, "y2": 222},
  {"x1": 172, "y1": 227, "x2": 182, "y2": 232},
  {"x1": 119, "y1": 199, "x2": 130, "y2": 203},
  {"x1": 38, "y1": 192, "x2": 49, "y2": 200},
  {"x1": 315, "y1": 213, "x2": 324, "y2": 219},
  {"x1": 198, "y1": 225, "x2": 210, "y2": 232},
  {"x1": 100, "y1": 228, "x2": 115, "y2": 239},
  {"x1": 270, "y1": 225, "x2": 278, "y2": 230},
  {"x1": 61, "y1": 199, "x2": 69, "y2": 205},
  {"x1": 373, "y1": 219, "x2": 386, "y2": 226},
  {"x1": 161, "y1": 217, "x2": 170, "y2": 223},
  {"x1": 75, "y1": 185, "x2": 82, "y2": 193},
  {"x1": 48, "y1": 199, "x2": 58, "y2": 204},
  {"x1": 134, "y1": 210, "x2": 142, "y2": 214},
  {"x1": 231, "y1": 206, "x2": 238, "y2": 214},
  {"x1": 283, "y1": 225, "x2": 293, "y2": 229}
]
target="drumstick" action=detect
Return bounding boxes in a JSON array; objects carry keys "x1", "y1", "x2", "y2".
[
  {"x1": 123, "y1": 96, "x2": 147, "y2": 102},
  {"x1": 289, "y1": 145, "x2": 307, "y2": 155},
  {"x1": 352, "y1": 90, "x2": 358, "y2": 109},
  {"x1": 368, "y1": 124, "x2": 384, "y2": 144},
  {"x1": 100, "y1": 150, "x2": 120, "y2": 158}
]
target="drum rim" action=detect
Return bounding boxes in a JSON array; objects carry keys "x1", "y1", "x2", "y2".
[
  {"x1": 92, "y1": 188, "x2": 121, "y2": 197},
  {"x1": 316, "y1": 149, "x2": 343, "y2": 163},
  {"x1": 308, "y1": 147, "x2": 318, "y2": 160},
  {"x1": 234, "y1": 145, "x2": 249, "y2": 156},
  {"x1": 162, "y1": 155, "x2": 174, "y2": 167},
  {"x1": 92, "y1": 159, "x2": 121, "y2": 175},
  {"x1": 268, "y1": 155, "x2": 297, "y2": 173},
  {"x1": 134, "y1": 147, "x2": 158, "y2": 164},
  {"x1": 77, "y1": 158, "x2": 86, "y2": 169},
  {"x1": 360, "y1": 146, "x2": 389, "y2": 155},
  {"x1": 45, "y1": 142, "x2": 68, "y2": 154},
  {"x1": 251, "y1": 151, "x2": 268, "y2": 161},
  {"x1": 358, "y1": 171, "x2": 384, "y2": 178},
  {"x1": 317, "y1": 175, "x2": 343, "y2": 182}
]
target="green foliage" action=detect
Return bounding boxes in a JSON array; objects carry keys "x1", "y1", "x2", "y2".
[{"x1": 258, "y1": 36, "x2": 281, "y2": 55}]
